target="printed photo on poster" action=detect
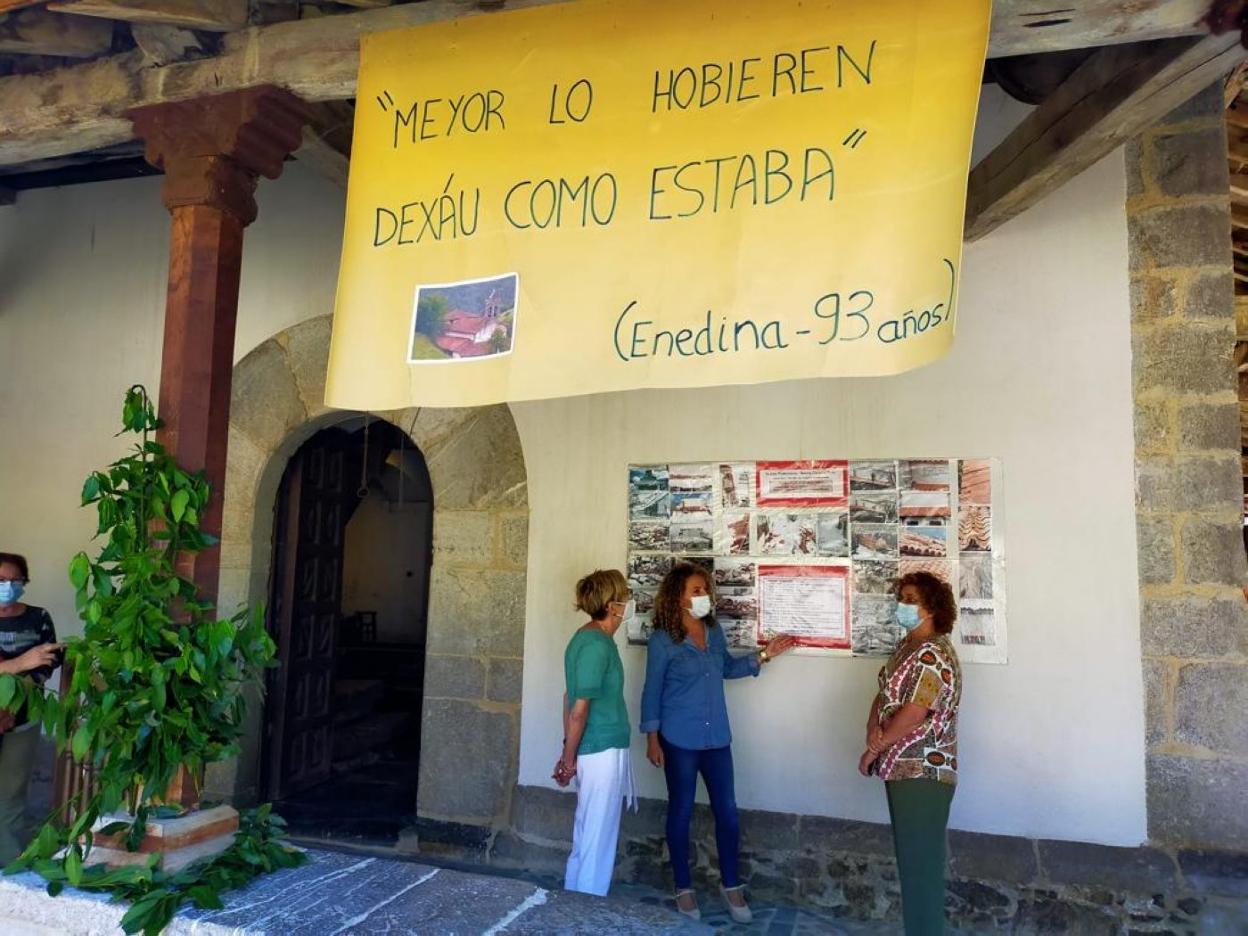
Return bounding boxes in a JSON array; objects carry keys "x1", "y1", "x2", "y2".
[
  {"x1": 756, "y1": 513, "x2": 819, "y2": 556},
  {"x1": 852, "y1": 594, "x2": 903, "y2": 655},
  {"x1": 714, "y1": 557, "x2": 757, "y2": 588},
  {"x1": 756, "y1": 460, "x2": 849, "y2": 507},
  {"x1": 717, "y1": 592, "x2": 759, "y2": 620},
  {"x1": 628, "y1": 554, "x2": 670, "y2": 587},
  {"x1": 899, "y1": 522, "x2": 948, "y2": 557},
  {"x1": 958, "y1": 506, "x2": 991, "y2": 553},
  {"x1": 629, "y1": 466, "x2": 670, "y2": 519},
  {"x1": 671, "y1": 520, "x2": 714, "y2": 553},
  {"x1": 899, "y1": 559, "x2": 953, "y2": 586},
  {"x1": 899, "y1": 459, "x2": 952, "y2": 491},
  {"x1": 719, "y1": 617, "x2": 759, "y2": 650},
  {"x1": 854, "y1": 560, "x2": 899, "y2": 595},
  {"x1": 850, "y1": 491, "x2": 899, "y2": 524},
  {"x1": 816, "y1": 510, "x2": 850, "y2": 558},
  {"x1": 852, "y1": 524, "x2": 898, "y2": 559},
  {"x1": 408, "y1": 273, "x2": 518, "y2": 363},
  {"x1": 721, "y1": 511, "x2": 752, "y2": 555},
  {"x1": 959, "y1": 458, "x2": 992, "y2": 505},
  {"x1": 629, "y1": 521, "x2": 669, "y2": 552},
  {"x1": 959, "y1": 600, "x2": 997, "y2": 646},
  {"x1": 669, "y1": 463, "x2": 715, "y2": 493},
  {"x1": 672, "y1": 490, "x2": 714, "y2": 520},
  {"x1": 719, "y1": 462, "x2": 754, "y2": 509},
  {"x1": 757, "y1": 564, "x2": 849, "y2": 648},
  {"x1": 899, "y1": 490, "x2": 951, "y2": 519},
  {"x1": 958, "y1": 556, "x2": 993, "y2": 599},
  {"x1": 850, "y1": 460, "x2": 898, "y2": 491}
]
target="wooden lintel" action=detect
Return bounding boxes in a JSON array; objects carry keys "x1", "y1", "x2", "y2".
[
  {"x1": 0, "y1": 0, "x2": 1226, "y2": 169},
  {"x1": 0, "y1": 7, "x2": 113, "y2": 57},
  {"x1": 967, "y1": 34, "x2": 1247, "y2": 242},
  {"x1": 47, "y1": 0, "x2": 246, "y2": 32}
]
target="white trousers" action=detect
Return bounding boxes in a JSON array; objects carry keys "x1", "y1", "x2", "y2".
[{"x1": 564, "y1": 746, "x2": 636, "y2": 897}]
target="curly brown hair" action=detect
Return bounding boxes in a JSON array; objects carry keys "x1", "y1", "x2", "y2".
[
  {"x1": 653, "y1": 562, "x2": 716, "y2": 643},
  {"x1": 896, "y1": 571, "x2": 957, "y2": 635}
]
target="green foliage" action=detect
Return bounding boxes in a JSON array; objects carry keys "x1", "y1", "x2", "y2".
[
  {"x1": 414, "y1": 292, "x2": 448, "y2": 338},
  {"x1": 2, "y1": 386, "x2": 302, "y2": 932}
]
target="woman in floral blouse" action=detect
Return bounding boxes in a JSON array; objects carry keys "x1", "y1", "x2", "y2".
[{"x1": 859, "y1": 570, "x2": 961, "y2": 936}]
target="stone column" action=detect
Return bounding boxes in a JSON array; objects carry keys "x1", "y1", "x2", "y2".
[
  {"x1": 127, "y1": 88, "x2": 309, "y2": 606},
  {"x1": 1128, "y1": 84, "x2": 1248, "y2": 850}
]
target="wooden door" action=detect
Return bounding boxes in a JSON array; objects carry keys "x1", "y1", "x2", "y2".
[{"x1": 265, "y1": 431, "x2": 357, "y2": 799}]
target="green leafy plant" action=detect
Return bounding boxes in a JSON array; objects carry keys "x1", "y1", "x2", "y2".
[{"x1": 0, "y1": 386, "x2": 304, "y2": 933}]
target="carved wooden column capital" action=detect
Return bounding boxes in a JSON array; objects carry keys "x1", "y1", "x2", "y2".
[{"x1": 127, "y1": 86, "x2": 309, "y2": 224}]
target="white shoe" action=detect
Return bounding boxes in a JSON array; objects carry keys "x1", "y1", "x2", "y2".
[
  {"x1": 674, "y1": 889, "x2": 701, "y2": 921},
  {"x1": 720, "y1": 885, "x2": 753, "y2": 924}
]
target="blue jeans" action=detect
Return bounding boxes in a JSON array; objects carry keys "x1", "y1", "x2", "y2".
[{"x1": 660, "y1": 735, "x2": 740, "y2": 890}]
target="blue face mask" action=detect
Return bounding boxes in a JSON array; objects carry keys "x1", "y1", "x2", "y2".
[
  {"x1": 896, "y1": 602, "x2": 921, "y2": 631},
  {"x1": 0, "y1": 582, "x2": 24, "y2": 606}
]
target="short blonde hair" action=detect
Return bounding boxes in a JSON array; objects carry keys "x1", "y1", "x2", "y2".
[{"x1": 574, "y1": 569, "x2": 629, "y2": 620}]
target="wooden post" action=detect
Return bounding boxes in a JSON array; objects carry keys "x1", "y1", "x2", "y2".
[{"x1": 127, "y1": 87, "x2": 308, "y2": 608}]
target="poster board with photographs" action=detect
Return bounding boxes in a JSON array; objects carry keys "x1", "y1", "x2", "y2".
[{"x1": 626, "y1": 459, "x2": 1007, "y2": 664}]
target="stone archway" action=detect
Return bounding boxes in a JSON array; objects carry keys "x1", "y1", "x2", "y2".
[{"x1": 206, "y1": 314, "x2": 529, "y2": 841}]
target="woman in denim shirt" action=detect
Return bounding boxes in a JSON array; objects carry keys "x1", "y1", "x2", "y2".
[{"x1": 640, "y1": 562, "x2": 794, "y2": 922}]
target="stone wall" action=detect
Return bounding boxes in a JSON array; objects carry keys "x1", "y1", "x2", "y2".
[
  {"x1": 481, "y1": 786, "x2": 1248, "y2": 933},
  {"x1": 208, "y1": 315, "x2": 530, "y2": 839},
  {"x1": 1127, "y1": 85, "x2": 1248, "y2": 850}
]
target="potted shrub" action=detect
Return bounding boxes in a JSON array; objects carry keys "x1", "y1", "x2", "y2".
[{"x1": 0, "y1": 386, "x2": 304, "y2": 934}]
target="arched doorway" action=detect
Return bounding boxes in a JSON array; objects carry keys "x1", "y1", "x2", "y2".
[
  {"x1": 211, "y1": 315, "x2": 530, "y2": 850},
  {"x1": 261, "y1": 418, "x2": 433, "y2": 845}
]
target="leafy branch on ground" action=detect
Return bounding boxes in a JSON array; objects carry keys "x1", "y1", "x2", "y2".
[{"x1": 0, "y1": 386, "x2": 304, "y2": 934}]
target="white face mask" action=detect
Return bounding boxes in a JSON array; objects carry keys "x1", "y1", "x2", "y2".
[
  {"x1": 687, "y1": 594, "x2": 712, "y2": 619},
  {"x1": 616, "y1": 599, "x2": 636, "y2": 625}
]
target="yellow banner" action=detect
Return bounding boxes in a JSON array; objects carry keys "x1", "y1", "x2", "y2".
[{"x1": 327, "y1": 0, "x2": 990, "y2": 409}]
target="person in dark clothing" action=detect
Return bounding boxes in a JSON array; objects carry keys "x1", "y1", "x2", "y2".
[{"x1": 0, "y1": 552, "x2": 61, "y2": 863}]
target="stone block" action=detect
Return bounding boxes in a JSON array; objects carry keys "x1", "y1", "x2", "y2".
[
  {"x1": 1125, "y1": 138, "x2": 1146, "y2": 198},
  {"x1": 1133, "y1": 399, "x2": 1172, "y2": 453},
  {"x1": 618, "y1": 794, "x2": 667, "y2": 842},
  {"x1": 1180, "y1": 517, "x2": 1245, "y2": 586},
  {"x1": 486, "y1": 657, "x2": 523, "y2": 704},
  {"x1": 509, "y1": 783, "x2": 576, "y2": 842},
  {"x1": 737, "y1": 807, "x2": 799, "y2": 852},
  {"x1": 230, "y1": 339, "x2": 306, "y2": 451},
  {"x1": 1134, "y1": 459, "x2": 1175, "y2": 511},
  {"x1": 1160, "y1": 84, "x2": 1223, "y2": 126},
  {"x1": 427, "y1": 566, "x2": 527, "y2": 656},
  {"x1": 489, "y1": 830, "x2": 568, "y2": 873},
  {"x1": 1142, "y1": 657, "x2": 1170, "y2": 748},
  {"x1": 948, "y1": 829, "x2": 1039, "y2": 885},
  {"x1": 1133, "y1": 324, "x2": 1236, "y2": 395},
  {"x1": 1153, "y1": 128, "x2": 1228, "y2": 198},
  {"x1": 1185, "y1": 271, "x2": 1235, "y2": 321},
  {"x1": 424, "y1": 653, "x2": 486, "y2": 699},
  {"x1": 1177, "y1": 849, "x2": 1248, "y2": 897},
  {"x1": 1011, "y1": 894, "x2": 1119, "y2": 934},
  {"x1": 433, "y1": 510, "x2": 494, "y2": 565},
  {"x1": 280, "y1": 314, "x2": 332, "y2": 412},
  {"x1": 1174, "y1": 663, "x2": 1248, "y2": 756},
  {"x1": 1140, "y1": 596, "x2": 1248, "y2": 658},
  {"x1": 426, "y1": 405, "x2": 528, "y2": 510},
  {"x1": 798, "y1": 815, "x2": 894, "y2": 858},
  {"x1": 221, "y1": 427, "x2": 268, "y2": 542},
  {"x1": 1037, "y1": 839, "x2": 1177, "y2": 892},
  {"x1": 500, "y1": 513, "x2": 529, "y2": 567},
  {"x1": 1136, "y1": 517, "x2": 1175, "y2": 585},
  {"x1": 1173, "y1": 456, "x2": 1242, "y2": 512},
  {"x1": 1131, "y1": 275, "x2": 1178, "y2": 324},
  {"x1": 417, "y1": 700, "x2": 516, "y2": 821},
  {"x1": 1177, "y1": 401, "x2": 1239, "y2": 451},
  {"x1": 1129, "y1": 204, "x2": 1231, "y2": 271},
  {"x1": 1147, "y1": 754, "x2": 1248, "y2": 848}
]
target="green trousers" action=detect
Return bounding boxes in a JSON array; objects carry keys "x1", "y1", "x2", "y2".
[
  {"x1": 886, "y1": 778, "x2": 955, "y2": 936},
  {"x1": 0, "y1": 727, "x2": 39, "y2": 864}
]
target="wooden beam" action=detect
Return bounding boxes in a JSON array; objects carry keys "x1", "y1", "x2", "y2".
[
  {"x1": 46, "y1": 0, "x2": 246, "y2": 32},
  {"x1": 1233, "y1": 171, "x2": 1248, "y2": 199},
  {"x1": 0, "y1": 0, "x2": 44, "y2": 14},
  {"x1": 0, "y1": 7, "x2": 113, "y2": 57},
  {"x1": 0, "y1": 0, "x2": 1225, "y2": 169},
  {"x1": 130, "y1": 23, "x2": 204, "y2": 66},
  {"x1": 967, "y1": 34, "x2": 1247, "y2": 241}
]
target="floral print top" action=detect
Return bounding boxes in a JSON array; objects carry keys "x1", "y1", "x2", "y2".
[{"x1": 874, "y1": 635, "x2": 961, "y2": 785}]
